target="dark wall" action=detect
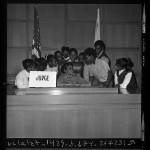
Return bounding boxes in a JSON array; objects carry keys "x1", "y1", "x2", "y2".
[{"x1": 7, "y1": 4, "x2": 142, "y2": 87}]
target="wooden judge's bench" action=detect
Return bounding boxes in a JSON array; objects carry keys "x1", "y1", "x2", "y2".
[{"x1": 7, "y1": 87, "x2": 141, "y2": 139}]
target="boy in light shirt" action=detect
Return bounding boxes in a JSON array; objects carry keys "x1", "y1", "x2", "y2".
[
  {"x1": 15, "y1": 59, "x2": 35, "y2": 88},
  {"x1": 83, "y1": 48, "x2": 113, "y2": 87}
]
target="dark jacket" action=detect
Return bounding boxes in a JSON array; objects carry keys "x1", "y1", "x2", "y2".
[{"x1": 116, "y1": 69, "x2": 138, "y2": 88}]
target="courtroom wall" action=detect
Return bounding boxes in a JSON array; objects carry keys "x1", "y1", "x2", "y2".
[{"x1": 7, "y1": 4, "x2": 142, "y2": 87}]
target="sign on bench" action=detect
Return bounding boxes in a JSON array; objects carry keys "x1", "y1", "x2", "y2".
[{"x1": 29, "y1": 71, "x2": 57, "y2": 87}]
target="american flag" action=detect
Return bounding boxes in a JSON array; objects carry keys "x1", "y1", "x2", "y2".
[{"x1": 32, "y1": 5, "x2": 41, "y2": 60}]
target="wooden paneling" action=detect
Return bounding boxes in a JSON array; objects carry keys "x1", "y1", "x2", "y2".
[
  {"x1": 7, "y1": 21, "x2": 27, "y2": 47},
  {"x1": 67, "y1": 4, "x2": 97, "y2": 21},
  {"x1": 66, "y1": 22, "x2": 95, "y2": 48},
  {"x1": 7, "y1": 48, "x2": 27, "y2": 74},
  {"x1": 7, "y1": 4, "x2": 27, "y2": 20},
  {"x1": 103, "y1": 4, "x2": 141, "y2": 22},
  {"x1": 104, "y1": 24, "x2": 140, "y2": 48},
  {"x1": 29, "y1": 4, "x2": 65, "y2": 21}
]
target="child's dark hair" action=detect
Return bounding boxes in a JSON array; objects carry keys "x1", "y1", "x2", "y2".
[
  {"x1": 84, "y1": 47, "x2": 97, "y2": 58},
  {"x1": 116, "y1": 57, "x2": 134, "y2": 70},
  {"x1": 47, "y1": 54, "x2": 56, "y2": 62},
  {"x1": 54, "y1": 51, "x2": 62, "y2": 57},
  {"x1": 61, "y1": 46, "x2": 69, "y2": 53},
  {"x1": 22, "y1": 59, "x2": 35, "y2": 70},
  {"x1": 69, "y1": 48, "x2": 78, "y2": 55},
  {"x1": 61, "y1": 62, "x2": 73, "y2": 73},
  {"x1": 79, "y1": 52, "x2": 84, "y2": 57},
  {"x1": 79, "y1": 52, "x2": 85, "y2": 58},
  {"x1": 94, "y1": 40, "x2": 106, "y2": 50},
  {"x1": 34, "y1": 57, "x2": 47, "y2": 71}
]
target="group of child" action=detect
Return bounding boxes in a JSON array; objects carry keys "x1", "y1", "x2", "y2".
[{"x1": 15, "y1": 40, "x2": 138, "y2": 89}]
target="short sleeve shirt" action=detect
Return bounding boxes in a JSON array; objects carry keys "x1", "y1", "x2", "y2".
[
  {"x1": 84, "y1": 58, "x2": 110, "y2": 82},
  {"x1": 15, "y1": 69, "x2": 29, "y2": 88}
]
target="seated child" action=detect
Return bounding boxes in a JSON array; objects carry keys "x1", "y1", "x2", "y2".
[
  {"x1": 15, "y1": 59, "x2": 35, "y2": 88},
  {"x1": 45, "y1": 54, "x2": 58, "y2": 74},
  {"x1": 57, "y1": 62, "x2": 91, "y2": 87},
  {"x1": 114, "y1": 57, "x2": 138, "y2": 88}
]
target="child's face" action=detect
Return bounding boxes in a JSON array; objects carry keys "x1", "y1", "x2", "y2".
[
  {"x1": 62, "y1": 50, "x2": 69, "y2": 58},
  {"x1": 95, "y1": 45, "x2": 103, "y2": 55},
  {"x1": 69, "y1": 51, "x2": 77, "y2": 62},
  {"x1": 78, "y1": 55, "x2": 84, "y2": 62},
  {"x1": 27, "y1": 64, "x2": 36, "y2": 72},
  {"x1": 115, "y1": 64, "x2": 122, "y2": 71},
  {"x1": 85, "y1": 55, "x2": 94, "y2": 65},
  {"x1": 65, "y1": 65, "x2": 73, "y2": 75},
  {"x1": 48, "y1": 59, "x2": 57, "y2": 67},
  {"x1": 56, "y1": 53, "x2": 63, "y2": 62}
]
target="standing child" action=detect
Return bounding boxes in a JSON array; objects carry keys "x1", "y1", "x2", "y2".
[
  {"x1": 54, "y1": 51, "x2": 65, "y2": 65},
  {"x1": 68, "y1": 48, "x2": 78, "y2": 63},
  {"x1": 61, "y1": 46, "x2": 70, "y2": 62},
  {"x1": 94, "y1": 40, "x2": 111, "y2": 67},
  {"x1": 78, "y1": 52, "x2": 85, "y2": 64},
  {"x1": 15, "y1": 59, "x2": 35, "y2": 88},
  {"x1": 114, "y1": 58, "x2": 138, "y2": 88}
]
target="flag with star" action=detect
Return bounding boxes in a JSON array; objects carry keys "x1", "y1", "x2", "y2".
[{"x1": 32, "y1": 5, "x2": 41, "y2": 60}]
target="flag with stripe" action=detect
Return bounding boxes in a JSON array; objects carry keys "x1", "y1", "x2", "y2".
[
  {"x1": 32, "y1": 5, "x2": 41, "y2": 60},
  {"x1": 94, "y1": 5, "x2": 101, "y2": 43}
]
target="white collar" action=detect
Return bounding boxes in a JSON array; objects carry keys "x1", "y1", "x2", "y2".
[
  {"x1": 97, "y1": 50, "x2": 104, "y2": 58},
  {"x1": 119, "y1": 69, "x2": 125, "y2": 75}
]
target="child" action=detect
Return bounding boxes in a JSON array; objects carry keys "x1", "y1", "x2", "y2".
[
  {"x1": 68, "y1": 48, "x2": 78, "y2": 63},
  {"x1": 15, "y1": 59, "x2": 35, "y2": 88},
  {"x1": 114, "y1": 58, "x2": 138, "y2": 88},
  {"x1": 94, "y1": 40, "x2": 111, "y2": 67},
  {"x1": 34, "y1": 57, "x2": 47, "y2": 71},
  {"x1": 45, "y1": 54, "x2": 58, "y2": 74},
  {"x1": 57, "y1": 62, "x2": 91, "y2": 87},
  {"x1": 54, "y1": 51, "x2": 65, "y2": 65},
  {"x1": 61, "y1": 46, "x2": 70, "y2": 62},
  {"x1": 83, "y1": 47, "x2": 113, "y2": 87},
  {"x1": 78, "y1": 52, "x2": 85, "y2": 63}
]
